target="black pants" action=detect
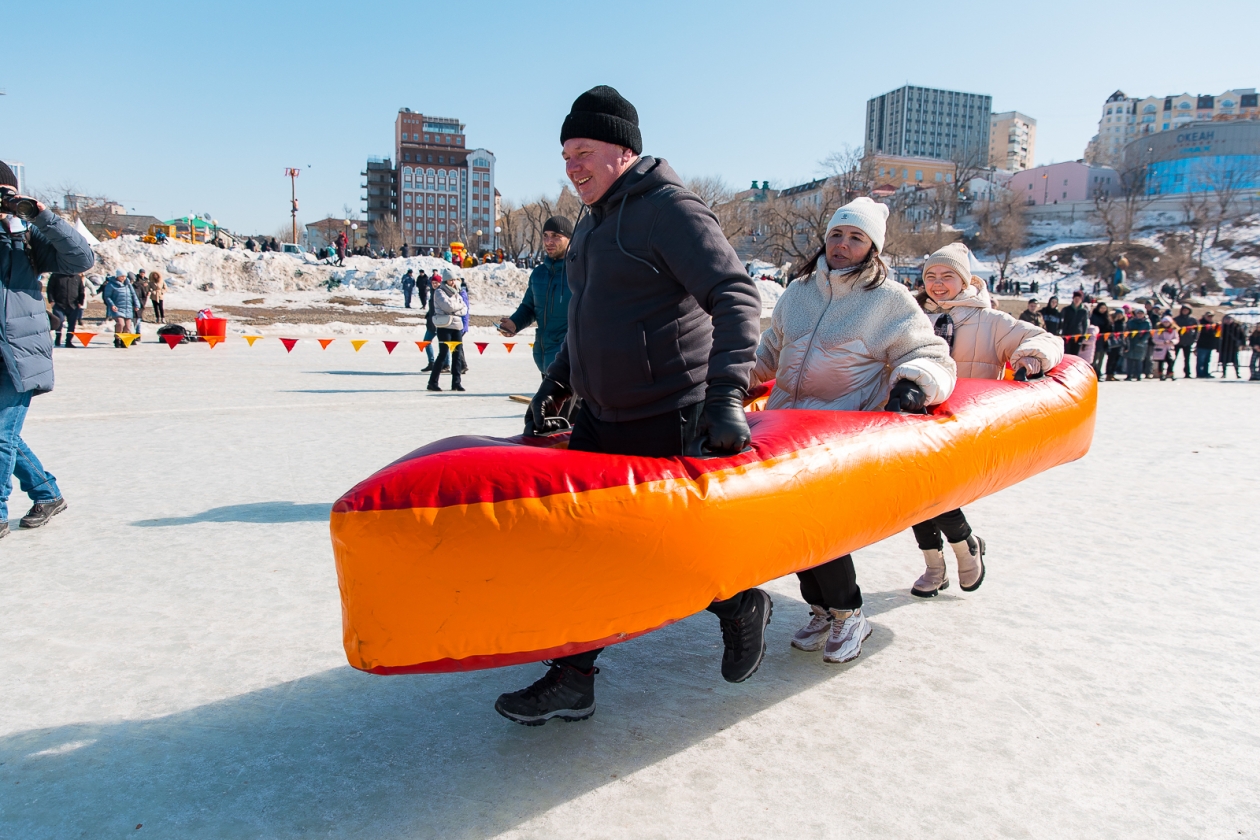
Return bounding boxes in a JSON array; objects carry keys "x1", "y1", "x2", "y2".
[
  {"x1": 797, "y1": 556, "x2": 862, "y2": 612},
  {"x1": 52, "y1": 305, "x2": 79, "y2": 341},
  {"x1": 428, "y1": 329, "x2": 464, "y2": 388},
  {"x1": 1105, "y1": 347, "x2": 1123, "y2": 377},
  {"x1": 911, "y1": 508, "x2": 972, "y2": 551},
  {"x1": 556, "y1": 401, "x2": 753, "y2": 673},
  {"x1": 152, "y1": 299, "x2": 164, "y2": 321},
  {"x1": 1156, "y1": 358, "x2": 1173, "y2": 378},
  {"x1": 1176, "y1": 345, "x2": 1194, "y2": 377},
  {"x1": 403, "y1": 287, "x2": 413, "y2": 308}
]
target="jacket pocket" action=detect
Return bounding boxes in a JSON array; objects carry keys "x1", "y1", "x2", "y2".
[{"x1": 637, "y1": 322, "x2": 654, "y2": 384}]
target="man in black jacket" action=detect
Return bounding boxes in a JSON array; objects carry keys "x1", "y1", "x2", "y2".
[
  {"x1": 495, "y1": 86, "x2": 767, "y2": 727},
  {"x1": 1173, "y1": 305, "x2": 1197, "y2": 378},
  {"x1": 46, "y1": 273, "x2": 86, "y2": 347},
  {"x1": 1060, "y1": 290, "x2": 1090, "y2": 356}
]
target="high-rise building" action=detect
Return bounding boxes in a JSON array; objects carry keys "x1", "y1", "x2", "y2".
[
  {"x1": 362, "y1": 108, "x2": 497, "y2": 251},
  {"x1": 864, "y1": 85, "x2": 993, "y2": 166},
  {"x1": 1087, "y1": 88, "x2": 1257, "y2": 165},
  {"x1": 988, "y1": 111, "x2": 1037, "y2": 171}
]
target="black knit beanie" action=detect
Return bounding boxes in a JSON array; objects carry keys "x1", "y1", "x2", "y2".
[
  {"x1": 542, "y1": 215, "x2": 574, "y2": 238},
  {"x1": 560, "y1": 86, "x2": 642, "y2": 154},
  {"x1": 0, "y1": 160, "x2": 17, "y2": 189}
]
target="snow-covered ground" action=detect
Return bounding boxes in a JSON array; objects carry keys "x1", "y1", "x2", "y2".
[{"x1": 3, "y1": 345, "x2": 1258, "y2": 838}]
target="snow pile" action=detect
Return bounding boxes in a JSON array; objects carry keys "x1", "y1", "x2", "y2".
[{"x1": 89, "y1": 237, "x2": 533, "y2": 307}]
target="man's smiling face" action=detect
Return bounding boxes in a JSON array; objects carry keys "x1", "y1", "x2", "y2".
[{"x1": 562, "y1": 138, "x2": 638, "y2": 205}]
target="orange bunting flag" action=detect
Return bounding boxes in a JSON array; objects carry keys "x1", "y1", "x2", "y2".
[
  {"x1": 415, "y1": 340, "x2": 431, "y2": 352},
  {"x1": 318, "y1": 339, "x2": 335, "y2": 350},
  {"x1": 443, "y1": 341, "x2": 461, "y2": 353},
  {"x1": 243, "y1": 335, "x2": 262, "y2": 346},
  {"x1": 72, "y1": 332, "x2": 97, "y2": 347},
  {"x1": 383, "y1": 340, "x2": 399, "y2": 354},
  {"x1": 280, "y1": 338, "x2": 299, "y2": 353},
  {"x1": 204, "y1": 336, "x2": 223, "y2": 348},
  {"x1": 351, "y1": 340, "x2": 368, "y2": 352},
  {"x1": 117, "y1": 333, "x2": 140, "y2": 347},
  {"x1": 474, "y1": 342, "x2": 489, "y2": 354},
  {"x1": 161, "y1": 334, "x2": 182, "y2": 349},
  {"x1": 503, "y1": 343, "x2": 515, "y2": 353}
]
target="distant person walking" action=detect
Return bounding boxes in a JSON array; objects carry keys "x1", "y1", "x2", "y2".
[
  {"x1": 1196, "y1": 311, "x2": 1219, "y2": 378},
  {"x1": 427, "y1": 270, "x2": 467, "y2": 392},
  {"x1": 1218, "y1": 314, "x2": 1246, "y2": 378},
  {"x1": 335, "y1": 231, "x2": 348, "y2": 266},
  {"x1": 401, "y1": 269, "x2": 416, "y2": 309},
  {"x1": 1173, "y1": 305, "x2": 1197, "y2": 378},
  {"x1": 132, "y1": 270, "x2": 150, "y2": 336},
  {"x1": 46, "y1": 272, "x2": 85, "y2": 347},
  {"x1": 102, "y1": 270, "x2": 140, "y2": 348},
  {"x1": 149, "y1": 271, "x2": 165, "y2": 322},
  {"x1": 420, "y1": 271, "x2": 442, "y2": 371},
  {"x1": 0, "y1": 161, "x2": 95, "y2": 537}
]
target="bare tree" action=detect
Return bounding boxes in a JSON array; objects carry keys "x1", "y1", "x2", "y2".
[
  {"x1": 1092, "y1": 147, "x2": 1156, "y2": 279},
  {"x1": 1150, "y1": 232, "x2": 1197, "y2": 300},
  {"x1": 1203, "y1": 156, "x2": 1259, "y2": 246},
  {"x1": 373, "y1": 216, "x2": 403, "y2": 253},
  {"x1": 818, "y1": 145, "x2": 868, "y2": 202},
  {"x1": 973, "y1": 191, "x2": 1027, "y2": 282}
]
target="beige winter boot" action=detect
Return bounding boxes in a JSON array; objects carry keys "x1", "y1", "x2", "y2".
[
  {"x1": 911, "y1": 548, "x2": 950, "y2": 598},
  {"x1": 950, "y1": 535, "x2": 986, "y2": 592}
]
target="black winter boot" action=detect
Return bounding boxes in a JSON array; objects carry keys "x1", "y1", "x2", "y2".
[
  {"x1": 495, "y1": 661, "x2": 597, "y2": 726},
  {"x1": 718, "y1": 588, "x2": 773, "y2": 683}
]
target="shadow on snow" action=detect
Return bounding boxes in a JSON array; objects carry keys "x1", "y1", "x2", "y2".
[{"x1": 131, "y1": 501, "x2": 331, "y2": 527}]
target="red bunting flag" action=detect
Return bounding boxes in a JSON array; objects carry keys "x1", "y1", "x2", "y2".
[
  {"x1": 280, "y1": 338, "x2": 299, "y2": 353},
  {"x1": 318, "y1": 339, "x2": 335, "y2": 349},
  {"x1": 475, "y1": 342, "x2": 489, "y2": 354},
  {"x1": 383, "y1": 340, "x2": 399, "y2": 354},
  {"x1": 161, "y1": 334, "x2": 182, "y2": 349}
]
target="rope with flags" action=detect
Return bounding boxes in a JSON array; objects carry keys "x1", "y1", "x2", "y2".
[
  {"x1": 1059, "y1": 324, "x2": 1223, "y2": 341},
  {"x1": 66, "y1": 331, "x2": 537, "y2": 353}
]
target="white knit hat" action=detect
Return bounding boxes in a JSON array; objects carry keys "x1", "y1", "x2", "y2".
[
  {"x1": 826, "y1": 197, "x2": 890, "y2": 254},
  {"x1": 923, "y1": 242, "x2": 975, "y2": 283}
]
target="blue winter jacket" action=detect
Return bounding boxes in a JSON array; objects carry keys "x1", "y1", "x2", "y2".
[
  {"x1": 1, "y1": 210, "x2": 95, "y2": 393},
  {"x1": 102, "y1": 277, "x2": 141, "y2": 320},
  {"x1": 508, "y1": 255, "x2": 570, "y2": 372}
]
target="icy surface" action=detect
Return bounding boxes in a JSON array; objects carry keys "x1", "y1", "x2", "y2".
[{"x1": 3, "y1": 343, "x2": 1258, "y2": 838}]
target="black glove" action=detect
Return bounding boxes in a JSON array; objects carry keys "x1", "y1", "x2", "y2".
[
  {"x1": 695, "y1": 383, "x2": 751, "y2": 455},
  {"x1": 886, "y1": 379, "x2": 927, "y2": 413},
  {"x1": 525, "y1": 376, "x2": 573, "y2": 435}
]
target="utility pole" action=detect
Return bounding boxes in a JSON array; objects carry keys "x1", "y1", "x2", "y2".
[{"x1": 285, "y1": 167, "x2": 301, "y2": 244}]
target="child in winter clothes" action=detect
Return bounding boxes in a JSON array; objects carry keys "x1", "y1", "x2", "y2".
[
  {"x1": 751, "y1": 198, "x2": 956, "y2": 664},
  {"x1": 910, "y1": 243, "x2": 1064, "y2": 598},
  {"x1": 1151, "y1": 317, "x2": 1179, "y2": 380}
]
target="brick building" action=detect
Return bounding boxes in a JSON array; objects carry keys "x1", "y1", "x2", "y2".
[{"x1": 363, "y1": 108, "x2": 497, "y2": 252}]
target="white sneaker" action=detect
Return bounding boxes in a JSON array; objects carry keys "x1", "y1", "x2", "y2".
[
  {"x1": 790, "y1": 605, "x2": 832, "y2": 651},
  {"x1": 823, "y1": 608, "x2": 872, "y2": 664}
]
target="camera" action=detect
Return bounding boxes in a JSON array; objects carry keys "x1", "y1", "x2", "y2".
[{"x1": 0, "y1": 186, "x2": 40, "y2": 221}]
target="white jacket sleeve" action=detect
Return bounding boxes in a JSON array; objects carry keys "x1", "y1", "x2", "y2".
[
  {"x1": 995, "y1": 314, "x2": 1064, "y2": 372},
  {"x1": 883, "y1": 289, "x2": 957, "y2": 405},
  {"x1": 751, "y1": 305, "x2": 784, "y2": 387}
]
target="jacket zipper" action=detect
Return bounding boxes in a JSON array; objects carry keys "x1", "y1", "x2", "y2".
[{"x1": 792, "y1": 268, "x2": 835, "y2": 408}]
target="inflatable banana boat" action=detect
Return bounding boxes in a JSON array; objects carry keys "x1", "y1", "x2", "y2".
[{"x1": 331, "y1": 356, "x2": 1096, "y2": 675}]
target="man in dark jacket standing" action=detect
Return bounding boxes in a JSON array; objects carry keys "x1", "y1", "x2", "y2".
[
  {"x1": 47, "y1": 272, "x2": 86, "y2": 347},
  {"x1": 1196, "y1": 311, "x2": 1219, "y2": 378},
  {"x1": 0, "y1": 161, "x2": 95, "y2": 537},
  {"x1": 494, "y1": 86, "x2": 768, "y2": 727},
  {"x1": 499, "y1": 215, "x2": 572, "y2": 374},
  {"x1": 1060, "y1": 290, "x2": 1090, "y2": 356},
  {"x1": 1173, "y1": 305, "x2": 1197, "y2": 378}
]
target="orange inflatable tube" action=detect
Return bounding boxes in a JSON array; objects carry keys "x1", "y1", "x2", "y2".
[{"x1": 331, "y1": 356, "x2": 1097, "y2": 675}]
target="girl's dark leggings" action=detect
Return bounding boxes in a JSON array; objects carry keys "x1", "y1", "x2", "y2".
[
  {"x1": 797, "y1": 555, "x2": 862, "y2": 612},
  {"x1": 911, "y1": 508, "x2": 972, "y2": 551},
  {"x1": 152, "y1": 300, "x2": 164, "y2": 321}
]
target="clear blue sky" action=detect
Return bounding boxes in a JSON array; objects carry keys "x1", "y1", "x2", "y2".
[{"x1": 4, "y1": 0, "x2": 1254, "y2": 234}]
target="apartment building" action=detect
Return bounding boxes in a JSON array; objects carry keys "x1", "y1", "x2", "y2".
[
  {"x1": 363, "y1": 108, "x2": 498, "y2": 250},
  {"x1": 1006, "y1": 161, "x2": 1119, "y2": 205},
  {"x1": 1089, "y1": 88, "x2": 1257, "y2": 164},
  {"x1": 865, "y1": 154, "x2": 957, "y2": 189},
  {"x1": 865, "y1": 85, "x2": 992, "y2": 165},
  {"x1": 988, "y1": 111, "x2": 1036, "y2": 171}
]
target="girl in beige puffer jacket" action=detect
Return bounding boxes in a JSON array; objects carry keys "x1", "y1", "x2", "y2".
[
  {"x1": 752, "y1": 197, "x2": 957, "y2": 666},
  {"x1": 907, "y1": 243, "x2": 1065, "y2": 599}
]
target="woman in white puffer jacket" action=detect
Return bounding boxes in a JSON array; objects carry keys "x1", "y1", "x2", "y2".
[
  {"x1": 908, "y1": 243, "x2": 1064, "y2": 598},
  {"x1": 751, "y1": 197, "x2": 957, "y2": 666}
]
